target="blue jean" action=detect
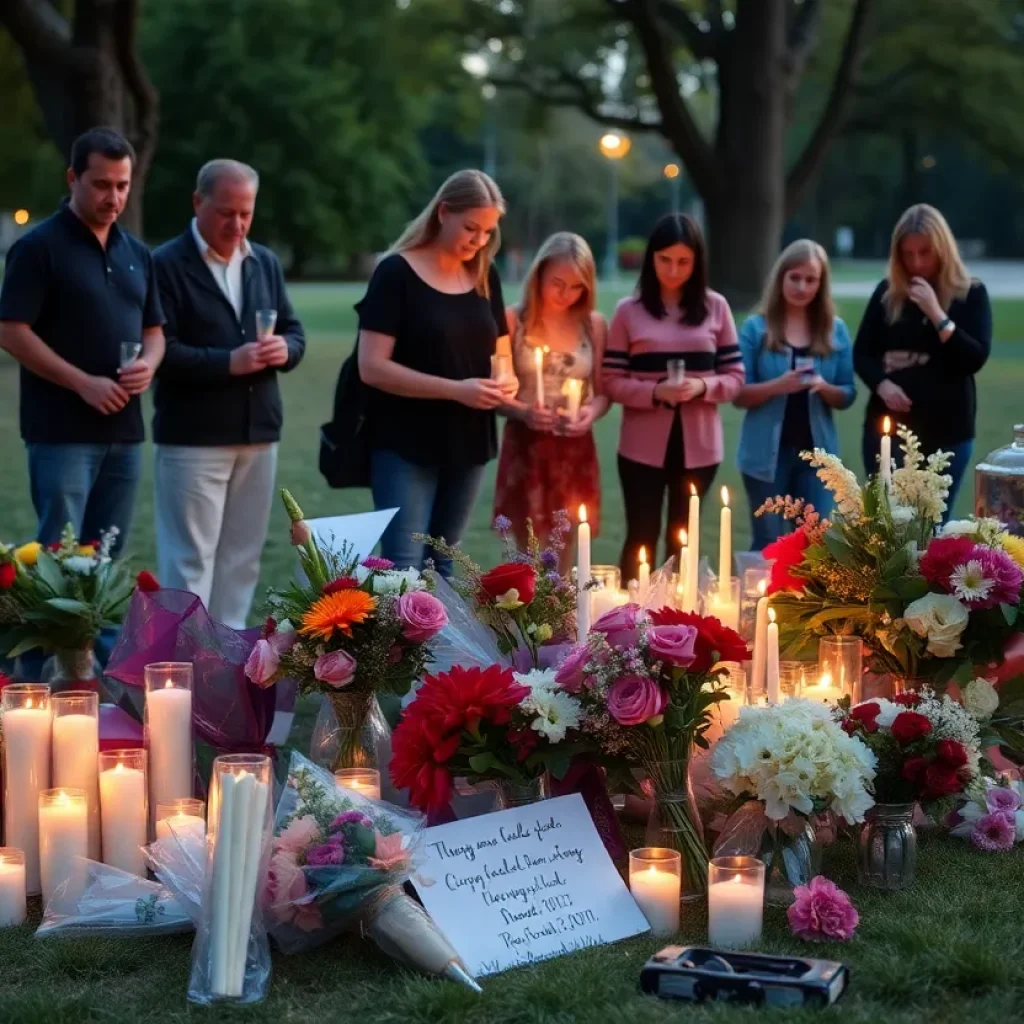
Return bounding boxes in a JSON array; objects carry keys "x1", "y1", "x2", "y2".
[
  {"x1": 742, "y1": 445, "x2": 834, "y2": 551},
  {"x1": 370, "y1": 449, "x2": 486, "y2": 575},
  {"x1": 27, "y1": 442, "x2": 142, "y2": 556},
  {"x1": 861, "y1": 434, "x2": 972, "y2": 524}
]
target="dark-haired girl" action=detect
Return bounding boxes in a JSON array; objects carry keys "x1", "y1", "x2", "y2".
[{"x1": 603, "y1": 214, "x2": 744, "y2": 580}]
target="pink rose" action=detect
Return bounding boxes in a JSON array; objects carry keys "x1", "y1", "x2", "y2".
[
  {"x1": 245, "y1": 637, "x2": 280, "y2": 687},
  {"x1": 606, "y1": 675, "x2": 667, "y2": 726},
  {"x1": 274, "y1": 814, "x2": 320, "y2": 855},
  {"x1": 555, "y1": 643, "x2": 591, "y2": 694},
  {"x1": 396, "y1": 590, "x2": 448, "y2": 643},
  {"x1": 593, "y1": 603, "x2": 642, "y2": 648},
  {"x1": 314, "y1": 649, "x2": 357, "y2": 688},
  {"x1": 647, "y1": 624, "x2": 698, "y2": 668},
  {"x1": 787, "y1": 876, "x2": 859, "y2": 941}
]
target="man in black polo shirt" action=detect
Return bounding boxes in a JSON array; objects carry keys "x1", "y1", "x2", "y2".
[
  {"x1": 0, "y1": 127, "x2": 165, "y2": 554},
  {"x1": 152, "y1": 159, "x2": 304, "y2": 628}
]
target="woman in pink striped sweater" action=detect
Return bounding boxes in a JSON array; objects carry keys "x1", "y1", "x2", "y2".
[{"x1": 603, "y1": 214, "x2": 744, "y2": 580}]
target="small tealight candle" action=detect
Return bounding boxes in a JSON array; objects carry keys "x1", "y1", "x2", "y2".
[
  {"x1": 629, "y1": 848, "x2": 680, "y2": 937},
  {"x1": 334, "y1": 768, "x2": 381, "y2": 800},
  {"x1": 155, "y1": 798, "x2": 206, "y2": 842},
  {"x1": 708, "y1": 856, "x2": 765, "y2": 949},
  {"x1": 0, "y1": 848, "x2": 27, "y2": 928},
  {"x1": 805, "y1": 671, "x2": 845, "y2": 705}
]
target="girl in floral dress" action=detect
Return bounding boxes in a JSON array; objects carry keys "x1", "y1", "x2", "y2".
[{"x1": 493, "y1": 233, "x2": 608, "y2": 570}]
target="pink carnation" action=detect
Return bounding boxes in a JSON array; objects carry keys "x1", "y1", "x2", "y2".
[
  {"x1": 971, "y1": 811, "x2": 1016, "y2": 852},
  {"x1": 306, "y1": 840, "x2": 346, "y2": 866},
  {"x1": 787, "y1": 876, "x2": 859, "y2": 941},
  {"x1": 606, "y1": 675, "x2": 667, "y2": 726},
  {"x1": 362, "y1": 556, "x2": 395, "y2": 571},
  {"x1": 396, "y1": 590, "x2": 448, "y2": 642},
  {"x1": 985, "y1": 787, "x2": 1022, "y2": 815}
]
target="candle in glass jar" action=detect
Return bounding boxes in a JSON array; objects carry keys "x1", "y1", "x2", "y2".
[
  {"x1": 684, "y1": 485, "x2": 700, "y2": 612},
  {"x1": 718, "y1": 486, "x2": 732, "y2": 586},
  {"x1": 766, "y1": 609, "x2": 780, "y2": 704},
  {"x1": 880, "y1": 416, "x2": 892, "y2": 492},
  {"x1": 750, "y1": 581, "x2": 769, "y2": 698},
  {"x1": 145, "y1": 665, "x2": 194, "y2": 825},
  {"x1": 804, "y1": 671, "x2": 844, "y2": 705},
  {"x1": 0, "y1": 849, "x2": 27, "y2": 927},
  {"x1": 708, "y1": 858, "x2": 765, "y2": 949},
  {"x1": 637, "y1": 546, "x2": 650, "y2": 605},
  {"x1": 52, "y1": 692, "x2": 100, "y2": 860},
  {"x1": 334, "y1": 768, "x2": 382, "y2": 800},
  {"x1": 629, "y1": 849, "x2": 680, "y2": 937},
  {"x1": 155, "y1": 799, "x2": 206, "y2": 842},
  {"x1": 99, "y1": 751, "x2": 148, "y2": 876},
  {"x1": 39, "y1": 788, "x2": 88, "y2": 906},
  {"x1": 577, "y1": 504, "x2": 592, "y2": 640}
]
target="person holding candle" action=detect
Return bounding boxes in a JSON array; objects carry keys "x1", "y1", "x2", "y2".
[
  {"x1": 735, "y1": 240, "x2": 856, "y2": 550},
  {"x1": 356, "y1": 170, "x2": 513, "y2": 574},
  {"x1": 493, "y1": 232, "x2": 609, "y2": 571},
  {"x1": 853, "y1": 204, "x2": 991, "y2": 514},
  {"x1": 603, "y1": 214, "x2": 744, "y2": 582}
]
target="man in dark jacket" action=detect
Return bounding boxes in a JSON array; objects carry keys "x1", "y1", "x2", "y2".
[{"x1": 152, "y1": 159, "x2": 305, "y2": 628}]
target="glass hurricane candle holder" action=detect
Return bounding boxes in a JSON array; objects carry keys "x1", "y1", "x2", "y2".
[
  {"x1": 591, "y1": 565, "x2": 628, "y2": 619},
  {"x1": 99, "y1": 748, "x2": 149, "y2": 876},
  {"x1": 0, "y1": 848, "x2": 27, "y2": 928},
  {"x1": 334, "y1": 768, "x2": 382, "y2": 800},
  {"x1": 155, "y1": 798, "x2": 207, "y2": 842},
  {"x1": 52, "y1": 690, "x2": 100, "y2": 859},
  {"x1": 740, "y1": 568, "x2": 771, "y2": 642},
  {"x1": 778, "y1": 661, "x2": 812, "y2": 701},
  {"x1": 39, "y1": 787, "x2": 88, "y2": 906},
  {"x1": 704, "y1": 576, "x2": 740, "y2": 631},
  {"x1": 629, "y1": 848, "x2": 681, "y2": 936},
  {"x1": 707, "y1": 856, "x2": 765, "y2": 949},
  {"x1": 144, "y1": 662, "x2": 194, "y2": 829},
  {"x1": 818, "y1": 636, "x2": 863, "y2": 704}
]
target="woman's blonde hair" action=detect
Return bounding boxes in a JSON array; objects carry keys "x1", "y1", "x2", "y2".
[
  {"x1": 518, "y1": 232, "x2": 597, "y2": 336},
  {"x1": 758, "y1": 239, "x2": 835, "y2": 355},
  {"x1": 884, "y1": 204, "x2": 971, "y2": 322},
  {"x1": 391, "y1": 169, "x2": 505, "y2": 296}
]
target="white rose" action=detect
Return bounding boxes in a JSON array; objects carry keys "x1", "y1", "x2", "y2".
[
  {"x1": 962, "y1": 678, "x2": 1000, "y2": 720},
  {"x1": 903, "y1": 593, "x2": 969, "y2": 658}
]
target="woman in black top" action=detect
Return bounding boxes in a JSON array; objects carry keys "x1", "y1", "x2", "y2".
[
  {"x1": 357, "y1": 169, "x2": 512, "y2": 573},
  {"x1": 854, "y1": 203, "x2": 991, "y2": 513}
]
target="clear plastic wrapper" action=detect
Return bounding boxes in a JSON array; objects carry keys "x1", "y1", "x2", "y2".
[
  {"x1": 145, "y1": 820, "x2": 209, "y2": 925},
  {"x1": 36, "y1": 858, "x2": 192, "y2": 937}
]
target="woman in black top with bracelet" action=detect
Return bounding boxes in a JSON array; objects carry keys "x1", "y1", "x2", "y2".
[
  {"x1": 853, "y1": 203, "x2": 991, "y2": 513},
  {"x1": 356, "y1": 170, "x2": 513, "y2": 573}
]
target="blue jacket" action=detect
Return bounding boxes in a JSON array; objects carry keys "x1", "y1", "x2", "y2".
[{"x1": 736, "y1": 314, "x2": 856, "y2": 483}]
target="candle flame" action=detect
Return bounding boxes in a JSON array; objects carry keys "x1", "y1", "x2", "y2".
[
  {"x1": 721, "y1": 485, "x2": 730, "y2": 507},
  {"x1": 26, "y1": 698, "x2": 33, "y2": 709},
  {"x1": 534, "y1": 347, "x2": 543, "y2": 366},
  {"x1": 645, "y1": 865, "x2": 658, "y2": 878},
  {"x1": 164, "y1": 680, "x2": 173, "y2": 689},
  {"x1": 757, "y1": 579, "x2": 767, "y2": 596},
  {"x1": 690, "y1": 483, "x2": 697, "y2": 497},
  {"x1": 768, "y1": 608, "x2": 776, "y2": 624},
  {"x1": 639, "y1": 546, "x2": 648, "y2": 566},
  {"x1": 731, "y1": 873, "x2": 742, "y2": 885},
  {"x1": 579, "y1": 504, "x2": 588, "y2": 524},
  {"x1": 678, "y1": 528, "x2": 688, "y2": 546},
  {"x1": 58, "y1": 791, "x2": 71, "y2": 807},
  {"x1": 883, "y1": 415, "x2": 891, "y2": 435},
  {"x1": 115, "y1": 762, "x2": 124, "y2": 773},
  {"x1": 815, "y1": 672, "x2": 833, "y2": 691}
]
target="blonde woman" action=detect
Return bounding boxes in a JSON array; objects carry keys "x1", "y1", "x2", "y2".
[
  {"x1": 356, "y1": 169, "x2": 512, "y2": 573},
  {"x1": 493, "y1": 233, "x2": 608, "y2": 565},
  {"x1": 735, "y1": 240, "x2": 855, "y2": 548},
  {"x1": 854, "y1": 204, "x2": 991, "y2": 510}
]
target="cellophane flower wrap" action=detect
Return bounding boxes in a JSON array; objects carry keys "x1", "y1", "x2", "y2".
[
  {"x1": 0, "y1": 524, "x2": 141, "y2": 657},
  {"x1": 759, "y1": 427, "x2": 1024, "y2": 692},
  {"x1": 416, "y1": 512, "x2": 576, "y2": 669},
  {"x1": 558, "y1": 605, "x2": 747, "y2": 893},
  {"x1": 837, "y1": 688, "x2": 983, "y2": 805}
]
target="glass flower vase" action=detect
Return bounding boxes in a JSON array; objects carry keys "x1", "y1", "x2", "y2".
[
  {"x1": 324, "y1": 692, "x2": 392, "y2": 773},
  {"x1": 42, "y1": 645, "x2": 100, "y2": 692},
  {"x1": 857, "y1": 803, "x2": 917, "y2": 889},
  {"x1": 643, "y1": 757, "x2": 708, "y2": 900},
  {"x1": 493, "y1": 776, "x2": 550, "y2": 811},
  {"x1": 761, "y1": 816, "x2": 820, "y2": 907}
]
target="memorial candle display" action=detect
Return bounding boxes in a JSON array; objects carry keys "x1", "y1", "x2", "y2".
[
  {"x1": 880, "y1": 416, "x2": 892, "y2": 491},
  {"x1": 707, "y1": 856, "x2": 765, "y2": 949},
  {"x1": 718, "y1": 486, "x2": 732, "y2": 585},
  {"x1": 156, "y1": 798, "x2": 207, "y2": 842},
  {"x1": 51, "y1": 691, "x2": 100, "y2": 860},
  {"x1": 39, "y1": 787, "x2": 88, "y2": 906},
  {"x1": 577, "y1": 504, "x2": 592, "y2": 639},
  {"x1": 99, "y1": 749, "x2": 149, "y2": 877},
  {"x1": 0, "y1": 848, "x2": 27, "y2": 928},
  {"x1": 766, "y1": 609, "x2": 781, "y2": 704},
  {"x1": 637, "y1": 546, "x2": 650, "y2": 605},
  {"x1": 334, "y1": 768, "x2": 382, "y2": 800},
  {"x1": 629, "y1": 848, "x2": 680, "y2": 937},
  {"x1": 2, "y1": 684, "x2": 51, "y2": 895},
  {"x1": 144, "y1": 662, "x2": 194, "y2": 829},
  {"x1": 683, "y1": 485, "x2": 700, "y2": 612}
]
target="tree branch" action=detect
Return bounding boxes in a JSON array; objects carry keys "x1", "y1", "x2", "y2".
[
  {"x1": 0, "y1": 0, "x2": 72, "y2": 62},
  {"x1": 783, "y1": 0, "x2": 820, "y2": 86},
  {"x1": 784, "y1": 0, "x2": 875, "y2": 215},
  {"x1": 656, "y1": 0, "x2": 719, "y2": 59},
  {"x1": 111, "y1": 0, "x2": 157, "y2": 170}
]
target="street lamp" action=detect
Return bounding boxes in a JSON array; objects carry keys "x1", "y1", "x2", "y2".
[
  {"x1": 598, "y1": 132, "x2": 631, "y2": 281},
  {"x1": 663, "y1": 163, "x2": 681, "y2": 213}
]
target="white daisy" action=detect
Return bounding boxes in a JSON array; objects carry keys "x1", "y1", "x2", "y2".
[{"x1": 950, "y1": 560, "x2": 995, "y2": 604}]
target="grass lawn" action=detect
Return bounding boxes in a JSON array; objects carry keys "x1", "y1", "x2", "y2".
[{"x1": 2, "y1": 286, "x2": 1024, "y2": 1022}]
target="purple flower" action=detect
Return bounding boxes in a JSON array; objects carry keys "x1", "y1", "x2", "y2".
[
  {"x1": 331, "y1": 810, "x2": 373, "y2": 829},
  {"x1": 970, "y1": 811, "x2": 1016, "y2": 851},
  {"x1": 787, "y1": 877, "x2": 859, "y2": 941},
  {"x1": 361, "y1": 556, "x2": 394, "y2": 571},
  {"x1": 985, "y1": 787, "x2": 1022, "y2": 815},
  {"x1": 492, "y1": 515, "x2": 512, "y2": 535},
  {"x1": 306, "y1": 841, "x2": 346, "y2": 866},
  {"x1": 606, "y1": 675, "x2": 667, "y2": 726},
  {"x1": 540, "y1": 549, "x2": 559, "y2": 570},
  {"x1": 545, "y1": 571, "x2": 562, "y2": 585}
]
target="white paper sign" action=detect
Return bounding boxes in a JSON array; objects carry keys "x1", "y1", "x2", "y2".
[
  {"x1": 413, "y1": 794, "x2": 650, "y2": 977},
  {"x1": 307, "y1": 508, "x2": 398, "y2": 564}
]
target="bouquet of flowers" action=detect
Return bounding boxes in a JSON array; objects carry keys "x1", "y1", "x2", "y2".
[
  {"x1": 246, "y1": 491, "x2": 448, "y2": 770},
  {"x1": 418, "y1": 513, "x2": 576, "y2": 669},
  {"x1": 760, "y1": 427, "x2": 1024, "y2": 689},
  {"x1": 555, "y1": 604, "x2": 747, "y2": 895},
  {"x1": 0, "y1": 525, "x2": 140, "y2": 665},
  {"x1": 946, "y1": 776, "x2": 1024, "y2": 851},
  {"x1": 711, "y1": 699, "x2": 876, "y2": 903},
  {"x1": 390, "y1": 664, "x2": 585, "y2": 816}
]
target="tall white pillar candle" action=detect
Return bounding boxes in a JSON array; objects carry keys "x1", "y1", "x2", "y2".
[
  {"x1": 99, "y1": 750, "x2": 148, "y2": 877},
  {"x1": 684, "y1": 486, "x2": 700, "y2": 612},
  {"x1": 51, "y1": 692, "x2": 100, "y2": 860},
  {"x1": 0, "y1": 849, "x2": 27, "y2": 927},
  {"x1": 750, "y1": 582, "x2": 769, "y2": 699},
  {"x1": 718, "y1": 486, "x2": 732, "y2": 587},
  {"x1": 1, "y1": 684, "x2": 52, "y2": 895},
  {"x1": 766, "y1": 609, "x2": 781, "y2": 704},
  {"x1": 880, "y1": 416, "x2": 892, "y2": 492},
  {"x1": 577, "y1": 504, "x2": 592, "y2": 640},
  {"x1": 637, "y1": 546, "x2": 650, "y2": 605},
  {"x1": 145, "y1": 664, "x2": 194, "y2": 829},
  {"x1": 38, "y1": 788, "x2": 88, "y2": 906}
]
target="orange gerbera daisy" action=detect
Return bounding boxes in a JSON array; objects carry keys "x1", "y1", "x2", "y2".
[{"x1": 300, "y1": 590, "x2": 376, "y2": 640}]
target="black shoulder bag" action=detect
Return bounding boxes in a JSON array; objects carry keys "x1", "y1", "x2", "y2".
[{"x1": 319, "y1": 340, "x2": 371, "y2": 489}]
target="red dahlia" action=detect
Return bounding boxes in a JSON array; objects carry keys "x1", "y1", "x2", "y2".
[
  {"x1": 762, "y1": 528, "x2": 810, "y2": 595},
  {"x1": 404, "y1": 664, "x2": 530, "y2": 735}
]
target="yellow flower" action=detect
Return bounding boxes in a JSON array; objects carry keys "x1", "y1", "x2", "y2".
[
  {"x1": 15, "y1": 541, "x2": 42, "y2": 566},
  {"x1": 494, "y1": 589, "x2": 524, "y2": 611},
  {"x1": 77, "y1": 545, "x2": 96, "y2": 557},
  {"x1": 300, "y1": 589, "x2": 376, "y2": 641},
  {"x1": 534, "y1": 623, "x2": 553, "y2": 642},
  {"x1": 1002, "y1": 533, "x2": 1024, "y2": 571}
]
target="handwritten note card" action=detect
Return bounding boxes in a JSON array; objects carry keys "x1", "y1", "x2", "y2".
[{"x1": 413, "y1": 794, "x2": 650, "y2": 977}]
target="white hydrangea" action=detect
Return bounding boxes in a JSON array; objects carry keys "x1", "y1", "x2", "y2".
[
  {"x1": 61, "y1": 555, "x2": 97, "y2": 575},
  {"x1": 710, "y1": 699, "x2": 877, "y2": 823},
  {"x1": 801, "y1": 449, "x2": 864, "y2": 521},
  {"x1": 961, "y1": 678, "x2": 1000, "y2": 720},
  {"x1": 370, "y1": 568, "x2": 427, "y2": 594}
]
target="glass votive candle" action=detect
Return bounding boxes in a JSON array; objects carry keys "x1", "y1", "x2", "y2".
[
  {"x1": 0, "y1": 848, "x2": 27, "y2": 927},
  {"x1": 707, "y1": 856, "x2": 765, "y2": 949},
  {"x1": 155, "y1": 798, "x2": 207, "y2": 841},
  {"x1": 779, "y1": 660, "x2": 813, "y2": 700},
  {"x1": 98, "y1": 748, "x2": 149, "y2": 876},
  {"x1": 704, "y1": 576, "x2": 741, "y2": 631},
  {"x1": 740, "y1": 570, "x2": 770, "y2": 642},
  {"x1": 52, "y1": 690, "x2": 100, "y2": 860},
  {"x1": 590, "y1": 565, "x2": 627, "y2": 619},
  {"x1": 629, "y1": 848, "x2": 681, "y2": 936},
  {"x1": 716, "y1": 661, "x2": 747, "y2": 732},
  {"x1": 334, "y1": 768, "x2": 382, "y2": 800},
  {"x1": 818, "y1": 636, "x2": 862, "y2": 703},
  {"x1": 143, "y1": 662, "x2": 194, "y2": 829},
  {"x1": 38, "y1": 787, "x2": 88, "y2": 906}
]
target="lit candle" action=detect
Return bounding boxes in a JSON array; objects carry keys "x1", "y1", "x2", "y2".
[
  {"x1": 718, "y1": 486, "x2": 732, "y2": 586},
  {"x1": 591, "y1": 586, "x2": 630, "y2": 619},
  {"x1": 708, "y1": 858, "x2": 764, "y2": 949},
  {"x1": 880, "y1": 416, "x2": 892, "y2": 492},
  {"x1": 145, "y1": 665, "x2": 194, "y2": 829},
  {"x1": 577, "y1": 504, "x2": 592, "y2": 640},
  {"x1": 155, "y1": 798, "x2": 206, "y2": 842},
  {"x1": 1, "y1": 686, "x2": 51, "y2": 896},
  {"x1": 629, "y1": 849, "x2": 680, "y2": 937},
  {"x1": 38, "y1": 788, "x2": 88, "y2": 906},
  {"x1": 334, "y1": 768, "x2": 382, "y2": 800},
  {"x1": 751, "y1": 580, "x2": 769, "y2": 699},
  {"x1": 684, "y1": 485, "x2": 700, "y2": 612},
  {"x1": 805, "y1": 671, "x2": 844, "y2": 705},
  {"x1": 637, "y1": 546, "x2": 650, "y2": 605},
  {"x1": 52, "y1": 692, "x2": 100, "y2": 860},
  {"x1": 563, "y1": 378, "x2": 583, "y2": 422},
  {"x1": 0, "y1": 849, "x2": 27, "y2": 928},
  {"x1": 99, "y1": 751, "x2": 148, "y2": 877},
  {"x1": 766, "y1": 609, "x2": 781, "y2": 704},
  {"x1": 675, "y1": 529, "x2": 688, "y2": 608},
  {"x1": 533, "y1": 346, "x2": 545, "y2": 409}
]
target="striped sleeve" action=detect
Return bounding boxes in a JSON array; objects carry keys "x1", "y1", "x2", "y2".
[{"x1": 600, "y1": 302, "x2": 658, "y2": 409}]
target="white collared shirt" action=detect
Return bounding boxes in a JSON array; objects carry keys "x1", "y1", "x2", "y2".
[{"x1": 190, "y1": 218, "x2": 251, "y2": 319}]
